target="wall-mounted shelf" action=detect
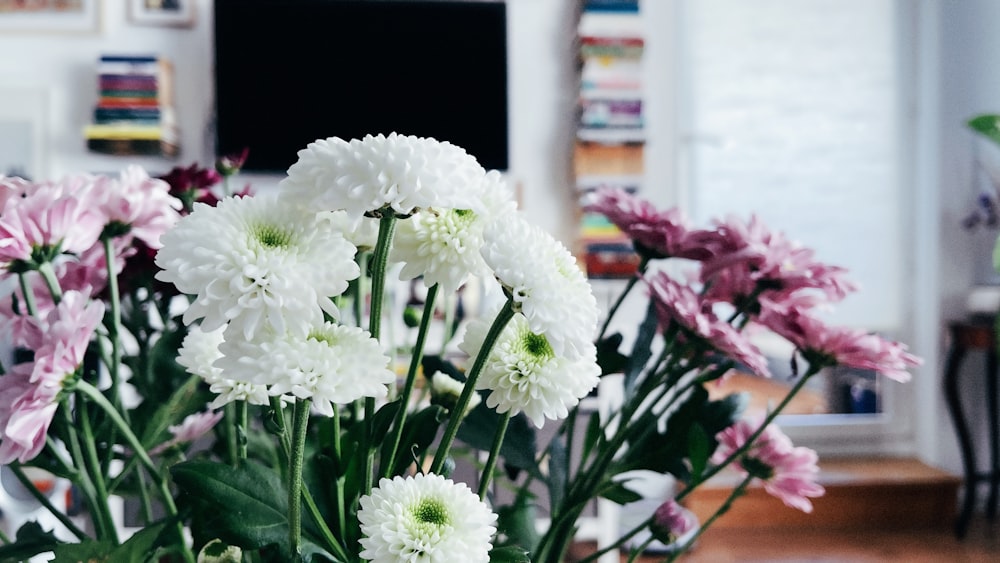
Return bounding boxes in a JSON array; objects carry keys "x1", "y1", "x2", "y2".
[{"x1": 84, "y1": 54, "x2": 179, "y2": 158}]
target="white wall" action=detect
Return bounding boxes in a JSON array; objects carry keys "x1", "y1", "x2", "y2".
[{"x1": 931, "y1": 0, "x2": 1000, "y2": 479}]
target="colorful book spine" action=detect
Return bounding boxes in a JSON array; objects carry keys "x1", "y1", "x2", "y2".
[{"x1": 87, "y1": 54, "x2": 179, "y2": 157}]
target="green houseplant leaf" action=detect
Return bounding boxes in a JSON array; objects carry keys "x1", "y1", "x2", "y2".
[
  {"x1": 968, "y1": 114, "x2": 1000, "y2": 147},
  {"x1": 172, "y1": 459, "x2": 332, "y2": 560}
]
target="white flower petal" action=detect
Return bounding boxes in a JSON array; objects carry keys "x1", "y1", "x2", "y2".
[
  {"x1": 460, "y1": 312, "x2": 600, "y2": 428},
  {"x1": 481, "y1": 213, "x2": 599, "y2": 360},
  {"x1": 280, "y1": 132, "x2": 487, "y2": 218},
  {"x1": 358, "y1": 473, "x2": 497, "y2": 563},
  {"x1": 155, "y1": 195, "x2": 360, "y2": 340}
]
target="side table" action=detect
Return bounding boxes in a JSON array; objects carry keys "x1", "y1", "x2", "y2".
[{"x1": 942, "y1": 317, "x2": 1000, "y2": 538}]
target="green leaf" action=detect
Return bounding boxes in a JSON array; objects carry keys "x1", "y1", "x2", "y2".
[
  {"x1": 172, "y1": 460, "x2": 288, "y2": 550},
  {"x1": 969, "y1": 114, "x2": 1000, "y2": 147},
  {"x1": 0, "y1": 521, "x2": 64, "y2": 563},
  {"x1": 137, "y1": 373, "x2": 206, "y2": 449},
  {"x1": 687, "y1": 424, "x2": 711, "y2": 480},
  {"x1": 580, "y1": 410, "x2": 603, "y2": 466},
  {"x1": 488, "y1": 545, "x2": 533, "y2": 563},
  {"x1": 495, "y1": 491, "x2": 540, "y2": 556},
  {"x1": 379, "y1": 405, "x2": 447, "y2": 477},
  {"x1": 624, "y1": 300, "x2": 658, "y2": 396},
  {"x1": 458, "y1": 399, "x2": 537, "y2": 472},
  {"x1": 173, "y1": 460, "x2": 334, "y2": 560},
  {"x1": 369, "y1": 400, "x2": 402, "y2": 443},
  {"x1": 595, "y1": 333, "x2": 629, "y2": 376},
  {"x1": 599, "y1": 481, "x2": 644, "y2": 505},
  {"x1": 51, "y1": 540, "x2": 115, "y2": 562}
]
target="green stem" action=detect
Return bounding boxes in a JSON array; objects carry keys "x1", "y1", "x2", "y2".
[
  {"x1": 430, "y1": 299, "x2": 515, "y2": 474},
  {"x1": 577, "y1": 515, "x2": 653, "y2": 563},
  {"x1": 101, "y1": 237, "x2": 124, "y2": 410},
  {"x1": 224, "y1": 402, "x2": 239, "y2": 466},
  {"x1": 300, "y1": 481, "x2": 350, "y2": 562},
  {"x1": 288, "y1": 399, "x2": 311, "y2": 560},
  {"x1": 668, "y1": 474, "x2": 756, "y2": 563},
  {"x1": 37, "y1": 261, "x2": 63, "y2": 304},
  {"x1": 77, "y1": 397, "x2": 119, "y2": 544},
  {"x1": 16, "y1": 271, "x2": 38, "y2": 316},
  {"x1": 237, "y1": 400, "x2": 249, "y2": 461},
  {"x1": 383, "y1": 283, "x2": 438, "y2": 478},
  {"x1": 364, "y1": 213, "x2": 398, "y2": 495},
  {"x1": 332, "y1": 405, "x2": 347, "y2": 542},
  {"x1": 75, "y1": 380, "x2": 194, "y2": 563},
  {"x1": 597, "y1": 260, "x2": 646, "y2": 340},
  {"x1": 627, "y1": 537, "x2": 655, "y2": 563},
  {"x1": 675, "y1": 367, "x2": 820, "y2": 503},
  {"x1": 57, "y1": 399, "x2": 104, "y2": 540},
  {"x1": 9, "y1": 464, "x2": 88, "y2": 541},
  {"x1": 269, "y1": 396, "x2": 292, "y2": 462},
  {"x1": 353, "y1": 252, "x2": 369, "y2": 328},
  {"x1": 478, "y1": 410, "x2": 512, "y2": 500}
]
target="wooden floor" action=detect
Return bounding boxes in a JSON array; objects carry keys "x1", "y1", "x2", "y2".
[
  {"x1": 569, "y1": 515, "x2": 1000, "y2": 562},
  {"x1": 567, "y1": 456, "x2": 998, "y2": 563}
]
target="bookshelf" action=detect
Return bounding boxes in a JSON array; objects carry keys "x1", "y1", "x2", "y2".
[
  {"x1": 84, "y1": 54, "x2": 179, "y2": 158},
  {"x1": 575, "y1": 0, "x2": 644, "y2": 281}
]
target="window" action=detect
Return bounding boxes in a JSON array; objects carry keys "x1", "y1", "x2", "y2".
[{"x1": 673, "y1": 0, "x2": 918, "y2": 450}]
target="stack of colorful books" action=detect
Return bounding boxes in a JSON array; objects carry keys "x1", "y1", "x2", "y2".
[
  {"x1": 85, "y1": 54, "x2": 179, "y2": 157},
  {"x1": 574, "y1": 1, "x2": 645, "y2": 279}
]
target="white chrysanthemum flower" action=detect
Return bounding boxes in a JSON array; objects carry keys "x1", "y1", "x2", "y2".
[
  {"x1": 154, "y1": 195, "x2": 360, "y2": 340},
  {"x1": 323, "y1": 209, "x2": 379, "y2": 251},
  {"x1": 279, "y1": 132, "x2": 486, "y2": 218},
  {"x1": 217, "y1": 322, "x2": 395, "y2": 416},
  {"x1": 429, "y1": 371, "x2": 481, "y2": 417},
  {"x1": 358, "y1": 473, "x2": 497, "y2": 563},
  {"x1": 391, "y1": 171, "x2": 516, "y2": 292},
  {"x1": 480, "y1": 213, "x2": 599, "y2": 360},
  {"x1": 175, "y1": 325, "x2": 270, "y2": 408},
  {"x1": 460, "y1": 312, "x2": 600, "y2": 428}
]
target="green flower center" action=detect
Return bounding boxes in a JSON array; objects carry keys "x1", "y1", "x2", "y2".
[
  {"x1": 253, "y1": 223, "x2": 292, "y2": 249},
  {"x1": 308, "y1": 329, "x2": 335, "y2": 346},
  {"x1": 519, "y1": 329, "x2": 553, "y2": 360},
  {"x1": 413, "y1": 498, "x2": 450, "y2": 527}
]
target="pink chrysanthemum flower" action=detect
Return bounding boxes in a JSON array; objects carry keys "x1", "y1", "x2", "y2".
[
  {"x1": 757, "y1": 308, "x2": 921, "y2": 382},
  {"x1": 0, "y1": 181, "x2": 105, "y2": 269},
  {"x1": 699, "y1": 214, "x2": 858, "y2": 307},
  {"x1": 649, "y1": 499, "x2": 698, "y2": 544},
  {"x1": 0, "y1": 290, "x2": 103, "y2": 464},
  {"x1": 84, "y1": 166, "x2": 183, "y2": 249},
  {"x1": 584, "y1": 187, "x2": 712, "y2": 261},
  {"x1": 0, "y1": 364, "x2": 60, "y2": 464},
  {"x1": 149, "y1": 410, "x2": 224, "y2": 455},
  {"x1": 21, "y1": 290, "x2": 105, "y2": 390},
  {"x1": 712, "y1": 418, "x2": 825, "y2": 513},
  {"x1": 645, "y1": 271, "x2": 771, "y2": 377}
]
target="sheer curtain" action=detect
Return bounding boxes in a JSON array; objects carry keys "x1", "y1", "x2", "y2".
[{"x1": 678, "y1": 0, "x2": 903, "y2": 332}]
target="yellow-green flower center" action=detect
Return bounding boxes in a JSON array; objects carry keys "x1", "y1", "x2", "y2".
[
  {"x1": 413, "y1": 498, "x2": 450, "y2": 527},
  {"x1": 520, "y1": 330, "x2": 553, "y2": 360},
  {"x1": 308, "y1": 329, "x2": 335, "y2": 346},
  {"x1": 253, "y1": 223, "x2": 292, "y2": 249}
]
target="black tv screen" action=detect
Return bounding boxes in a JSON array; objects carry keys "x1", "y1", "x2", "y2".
[{"x1": 214, "y1": 0, "x2": 509, "y2": 173}]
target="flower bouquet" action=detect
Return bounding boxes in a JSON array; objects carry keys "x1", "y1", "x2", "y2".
[{"x1": 0, "y1": 133, "x2": 919, "y2": 563}]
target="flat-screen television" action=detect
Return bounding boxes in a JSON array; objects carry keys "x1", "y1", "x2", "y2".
[{"x1": 214, "y1": 0, "x2": 509, "y2": 173}]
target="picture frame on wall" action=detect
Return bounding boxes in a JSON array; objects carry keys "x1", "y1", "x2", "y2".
[
  {"x1": 0, "y1": 87, "x2": 49, "y2": 182},
  {"x1": 128, "y1": 0, "x2": 195, "y2": 28},
  {"x1": 0, "y1": 0, "x2": 101, "y2": 34}
]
